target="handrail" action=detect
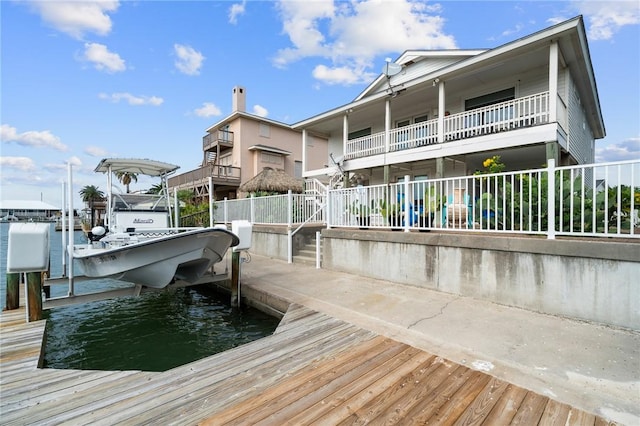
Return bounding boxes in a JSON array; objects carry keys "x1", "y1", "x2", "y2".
[{"x1": 288, "y1": 200, "x2": 327, "y2": 264}]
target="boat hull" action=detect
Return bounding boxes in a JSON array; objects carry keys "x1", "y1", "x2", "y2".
[{"x1": 73, "y1": 228, "x2": 240, "y2": 288}]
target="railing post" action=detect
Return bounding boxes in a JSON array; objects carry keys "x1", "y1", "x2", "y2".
[
  {"x1": 326, "y1": 187, "x2": 332, "y2": 229},
  {"x1": 223, "y1": 197, "x2": 228, "y2": 224},
  {"x1": 547, "y1": 159, "x2": 556, "y2": 240},
  {"x1": 287, "y1": 228, "x2": 293, "y2": 264},
  {"x1": 250, "y1": 195, "x2": 255, "y2": 224},
  {"x1": 208, "y1": 177, "x2": 214, "y2": 227},
  {"x1": 316, "y1": 231, "x2": 321, "y2": 269},
  {"x1": 287, "y1": 190, "x2": 293, "y2": 227},
  {"x1": 404, "y1": 175, "x2": 411, "y2": 232}
]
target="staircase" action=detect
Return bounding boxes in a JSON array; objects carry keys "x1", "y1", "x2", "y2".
[{"x1": 292, "y1": 233, "x2": 322, "y2": 266}]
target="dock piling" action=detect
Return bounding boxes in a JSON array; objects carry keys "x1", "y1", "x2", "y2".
[
  {"x1": 5, "y1": 272, "x2": 20, "y2": 310},
  {"x1": 231, "y1": 251, "x2": 240, "y2": 307},
  {"x1": 26, "y1": 272, "x2": 43, "y2": 321}
]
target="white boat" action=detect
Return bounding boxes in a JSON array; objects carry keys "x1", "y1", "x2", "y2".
[{"x1": 72, "y1": 158, "x2": 239, "y2": 288}]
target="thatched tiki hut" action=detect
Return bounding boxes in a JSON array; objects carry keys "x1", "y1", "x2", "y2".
[{"x1": 239, "y1": 167, "x2": 304, "y2": 195}]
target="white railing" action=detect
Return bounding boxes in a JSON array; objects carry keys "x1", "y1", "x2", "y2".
[
  {"x1": 213, "y1": 191, "x2": 326, "y2": 226},
  {"x1": 210, "y1": 160, "x2": 639, "y2": 239},
  {"x1": 345, "y1": 132, "x2": 385, "y2": 160},
  {"x1": 444, "y1": 92, "x2": 549, "y2": 140},
  {"x1": 389, "y1": 120, "x2": 438, "y2": 152},
  {"x1": 344, "y1": 91, "x2": 550, "y2": 160},
  {"x1": 328, "y1": 159, "x2": 639, "y2": 239}
]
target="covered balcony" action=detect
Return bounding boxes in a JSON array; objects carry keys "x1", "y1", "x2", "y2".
[{"x1": 345, "y1": 92, "x2": 551, "y2": 160}]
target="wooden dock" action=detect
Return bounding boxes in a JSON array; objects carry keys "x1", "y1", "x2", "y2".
[{"x1": 0, "y1": 304, "x2": 613, "y2": 425}]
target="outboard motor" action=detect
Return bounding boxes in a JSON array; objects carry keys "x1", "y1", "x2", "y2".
[{"x1": 88, "y1": 226, "x2": 107, "y2": 242}]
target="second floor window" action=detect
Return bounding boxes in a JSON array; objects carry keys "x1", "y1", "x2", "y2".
[
  {"x1": 259, "y1": 123, "x2": 271, "y2": 138},
  {"x1": 261, "y1": 152, "x2": 282, "y2": 166}
]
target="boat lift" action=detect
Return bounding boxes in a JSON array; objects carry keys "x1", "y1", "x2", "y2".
[{"x1": 6, "y1": 165, "x2": 251, "y2": 315}]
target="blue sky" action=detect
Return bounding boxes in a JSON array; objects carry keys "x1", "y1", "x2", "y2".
[{"x1": 1, "y1": 0, "x2": 639, "y2": 208}]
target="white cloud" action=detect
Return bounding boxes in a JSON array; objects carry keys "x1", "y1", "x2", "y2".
[
  {"x1": 194, "y1": 102, "x2": 222, "y2": 118},
  {"x1": 229, "y1": 1, "x2": 246, "y2": 24},
  {"x1": 252, "y1": 105, "x2": 269, "y2": 117},
  {"x1": 98, "y1": 92, "x2": 164, "y2": 106},
  {"x1": 501, "y1": 23, "x2": 524, "y2": 38},
  {"x1": 68, "y1": 156, "x2": 83, "y2": 167},
  {"x1": 273, "y1": 0, "x2": 456, "y2": 86},
  {"x1": 84, "y1": 146, "x2": 109, "y2": 157},
  {"x1": 1, "y1": 124, "x2": 68, "y2": 151},
  {"x1": 312, "y1": 64, "x2": 375, "y2": 86},
  {"x1": 0, "y1": 156, "x2": 36, "y2": 172},
  {"x1": 174, "y1": 44, "x2": 205, "y2": 76},
  {"x1": 572, "y1": 1, "x2": 640, "y2": 41},
  {"x1": 82, "y1": 42, "x2": 126, "y2": 73},
  {"x1": 27, "y1": 0, "x2": 119, "y2": 39},
  {"x1": 596, "y1": 138, "x2": 640, "y2": 162}
]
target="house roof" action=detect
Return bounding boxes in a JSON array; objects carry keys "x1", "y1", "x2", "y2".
[
  {"x1": 205, "y1": 111, "x2": 297, "y2": 134},
  {"x1": 0, "y1": 200, "x2": 60, "y2": 211},
  {"x1": 355, "y1": 49, "x2": 486, "y2": 101},
  {"x1": 247, "y1": 144, "x2": 292, "y2": 156}
]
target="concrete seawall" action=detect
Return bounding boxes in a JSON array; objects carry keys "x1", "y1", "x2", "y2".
[{"x1": 248, "y1": 226, "x2": 640, "y2": 330}]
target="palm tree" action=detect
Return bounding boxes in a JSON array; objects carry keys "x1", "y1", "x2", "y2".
[
  {"x1": 146, "y1": 183, "x2": 164, "y2": 195},
  {"x1": 115, "y1": 171, "x2": 138, "y2": 193},
  {"x1": 79, "y1": 185, "x2": 105, "y2": 227}
]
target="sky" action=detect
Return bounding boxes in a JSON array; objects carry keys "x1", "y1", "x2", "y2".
[{"x1": 1, "y1": 0, "x2": 639, "y2": 209}]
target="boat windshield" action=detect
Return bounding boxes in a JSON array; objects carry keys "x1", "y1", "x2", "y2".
[{"x1": 112, "y1": 193, "x2": 169, "y2": 212}]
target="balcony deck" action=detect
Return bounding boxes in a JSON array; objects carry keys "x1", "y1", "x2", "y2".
[{"x1": 168, "y1": 163, "x2": 241, "y2": 191}]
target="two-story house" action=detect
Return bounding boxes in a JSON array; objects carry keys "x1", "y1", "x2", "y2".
[
  {"x1": 294, "y1": 16, "x2": 605, "y2": 189},
  {"x1": 169, "y1": 86, "x2": 327, "y2": 200}
]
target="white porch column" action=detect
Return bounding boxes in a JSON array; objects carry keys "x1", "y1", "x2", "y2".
[
  {"x1": 385, "y1": 98, "x2": 391, "y2": 153},
  {"x1": 549, "y1": 41, "x2": 558, "y2": 123},
  {"x1": 343, "y1": 113, "x2": 349, "y2": 159},
  {"x1": 302, "y1": 128, "x2": 307, "y2": 176},
  {"x1": 437, "y1": 81, "x2": 445, "y2": 143},
  {"x1": 342, "y1": 113, "x2": 349, "y2": 186}
]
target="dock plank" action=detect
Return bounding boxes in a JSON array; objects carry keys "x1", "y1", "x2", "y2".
[
  {"x1": 481, "y1": 383, "x2": 529, "y2": 424},
  {"x1": 452, "y1": 376, "x2": 510, "y2": 426},
  {"x1": 335, "y1": 356, "x2": 445, "y2": 425},
  {"x1": 538, "y1": 399, "x2": 572, "y2": 425},
  {"x1": 510, "y1": 391, "x2": 550, "y2": 425},
  {"x1": 197, "y1": 335, "x2": 392, "y2": 425}
]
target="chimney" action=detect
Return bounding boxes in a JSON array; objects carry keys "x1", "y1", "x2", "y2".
[{"x1": 232, "y1": 86, "x2": 246, "y2": 112}]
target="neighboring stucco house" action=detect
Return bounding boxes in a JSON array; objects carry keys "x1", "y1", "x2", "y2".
[
  {"x1": 293, "y1": 16, "x2": 605, "y2": 187},
  {"x1": 169, "y1": 86, "x2": 327, "y2": 200}
]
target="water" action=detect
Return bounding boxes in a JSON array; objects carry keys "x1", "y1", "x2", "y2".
[{"x1": 0, "y1": 222, "x2": 279, "y2": 372}]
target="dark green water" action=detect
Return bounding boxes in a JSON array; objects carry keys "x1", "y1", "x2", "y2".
[
  {"x1": 43, "y1": 286, "x2": 279, "y2": 372},
  {"x1": 1, "y1": 223, "x2": 279, "y2": 372}
]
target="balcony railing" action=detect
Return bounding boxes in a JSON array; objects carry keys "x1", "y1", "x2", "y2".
[
  {"x1": 345, "y1": 92, "x2": 550, "y2": 160},
  {"x1": 168, "y1": 163, "x2": 241, "y2": 188},
  {"x1": 203, "y1": 130, "x2": 234, "y2": 150}
]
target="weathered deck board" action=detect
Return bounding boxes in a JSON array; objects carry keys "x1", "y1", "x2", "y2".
[{"x1": 1, "y1": 303, "x2": 613, "y2": 425}]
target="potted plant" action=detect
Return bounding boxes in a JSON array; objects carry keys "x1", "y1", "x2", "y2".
[
  {"x1": 350, "y1": 200, "x2": 372, "y2": 229},
  {"x1": 379, "y1": 199, "x2": 402, "y2": 230},
  {"x1": 419, "y1": 185, "x2": 444, "y2": 230}
]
